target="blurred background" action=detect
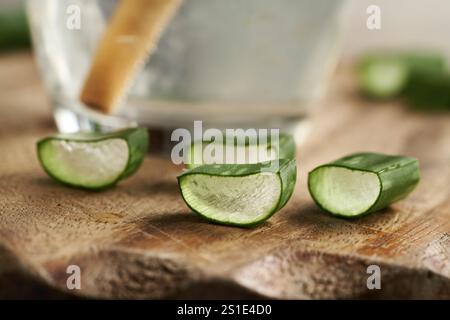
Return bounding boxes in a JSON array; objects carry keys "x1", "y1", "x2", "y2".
[
  {"x1": 2, "y1": 0, "x2": 450, "y2": 59},
  {"x1": 0, "y1": 0, "x2": 30, "y2": 52},
  {"x1": 344, "y1": 0, "x2": 450, "y2": 61}
]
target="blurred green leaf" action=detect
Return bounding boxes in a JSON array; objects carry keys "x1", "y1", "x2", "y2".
[
  {"x1": 357, "y1": 52, "x2": 446, "y2": 100},
  {"x1": 358, "y1": 51, "x2": 450, "y2": 113},
  {"x1": 404, "y1": 70, "x2": 450, "y2": 112},
  {"x1": 0, "y1": 7, "x2": 31, "y2": 51}
]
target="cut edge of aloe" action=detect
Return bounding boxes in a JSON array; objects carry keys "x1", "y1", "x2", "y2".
[
  {"x1": 37, "y1": 127, "x2": 148, "y2": 190},
  {"x1": 358, "y1": 57, "x2": 409, "y2": 99},
  {"x1": 308, "y1": 152, "x2": 420, "y2": 218},
  {"x1": 186, "y1": 133, "x2": 296, "y2": 169},
  {"x1": 178, "y1": 159, "x2": 297, "y2": 227}
]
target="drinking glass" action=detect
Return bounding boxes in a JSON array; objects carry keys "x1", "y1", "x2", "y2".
[{"x1": 27, "y1": 0, "x2": 349, "y2": 152}]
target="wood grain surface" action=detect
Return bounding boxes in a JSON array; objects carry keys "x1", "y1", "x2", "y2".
[{"x1": 0, "y1": 53, "x2": 449, "y2": 299}]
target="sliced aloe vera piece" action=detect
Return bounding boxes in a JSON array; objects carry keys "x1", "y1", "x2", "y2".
[
  {"x1": 308, "y1": 152, "x2": 420, "y2": 218},
  {"x1": 178, "y1": 159, "x2": 297, "y2": 227},
  {"x1": 37, "y1": 128, "x2": 148, "y2": 190},
  {"x1": 358, "y1": 53, "x2": 445, "y2": 99},
  {"x1": 186, "y1": 133, "x2": 295, "y2": 168}
]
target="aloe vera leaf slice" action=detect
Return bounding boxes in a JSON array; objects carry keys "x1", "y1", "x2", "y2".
[
  {"x1": 37, "y1": 127, "x2": 148, "y2": 190},
  {"x1": 186, "y1": 133, "x2": 296, "y2": 168},
  {"x1": 308, "y1": 152, "x2": 420, "y2": 218},
  {"x1": 178, "y1": 159, "x2": 297, "y2": 227},
  {"x1": 358, "y1": 52, "x2": 445, "y2": 99}
]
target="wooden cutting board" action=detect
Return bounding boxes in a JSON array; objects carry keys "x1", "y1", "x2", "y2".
[{"x1": 0, "y1": 53, "x2": 449, "y2": 299}]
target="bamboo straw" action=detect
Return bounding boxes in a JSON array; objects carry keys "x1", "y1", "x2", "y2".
[{"x1": 80, "y1": 0, "x2": 181, "y2": 114}]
